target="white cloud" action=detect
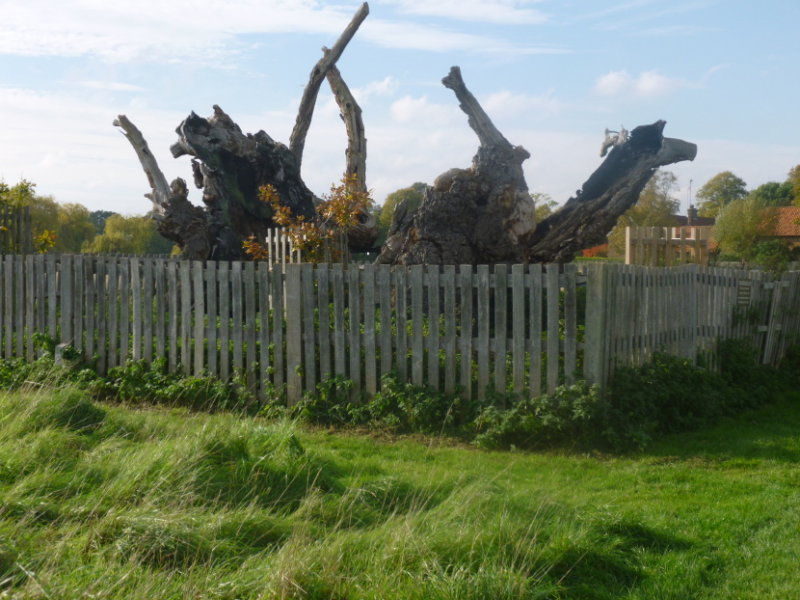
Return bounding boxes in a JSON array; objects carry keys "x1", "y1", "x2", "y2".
[
  {"x1": 482, "y1": 89, "x2": 564, "y2": 119},
  {"x1": 389, "y1": 95, "x2": 461, "y2": 125},
  {"x1": 594, "y1": 69, "x2": 688, "y2": 98},
  {"x1": 0, "y1": 86, "x2": 188, "y2": 213},
  {"x1": 637, "y1": 24, "x2": 712, "y2": 37},
  {"x1": 577, "y1": 0, "x2": 657, "y2": 20},
  {"x1": 353, "y1": 77, "x2": 400, "y2": 103},
  {"x1": 76, "y1": 81, "x2": 147, "y2": 93},
  {"x1": 388, "y1": 0, "x2": 548, "y2": 25},
  {"x1": 0, "y1": 0, "x2": 558, "y2": 62}
]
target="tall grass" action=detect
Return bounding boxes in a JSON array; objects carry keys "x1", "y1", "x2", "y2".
[{"x1": 2, "y1": 385, "x2": 799, "y2": 598}]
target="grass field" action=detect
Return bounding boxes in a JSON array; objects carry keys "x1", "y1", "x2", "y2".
[{"x1": 1, "y1": 386, "x2": 798, "y2": 599}]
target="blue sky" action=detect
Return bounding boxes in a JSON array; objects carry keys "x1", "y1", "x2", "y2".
[{"x1": 1, "y1": 0, "x2": 798, "y2": 215}]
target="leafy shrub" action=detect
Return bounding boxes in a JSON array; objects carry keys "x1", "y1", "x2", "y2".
[
  {"x1": 287, "y1": 376, "x2": 365, "y2": 426},
  {"x1": 604, "y1": 340, "x2": 786, "y2": 451},
  {"x1": 91, "y1": 358, "x2": 256, "y2": 413},
  {"x1": 284, "y1": 373, "x2": 480, "y2": 435},
  {"x1": 366, "y1": 374, "x2": 480, "y2": 434},
  {"x1": 474, "y1": 382, "x2": 604, "y2": 450}
]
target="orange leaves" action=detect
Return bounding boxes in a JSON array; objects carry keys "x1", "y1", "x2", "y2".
[
  {"x1": 244, "y1": 174, "x2": 374, "y2": 264},
  {"x1": 34, "y1": 229, "x2": 57, "y2": 254}
]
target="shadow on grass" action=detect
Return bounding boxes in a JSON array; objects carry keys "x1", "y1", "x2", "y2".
[
  {"x1": 641, "y1": 393, "x2": 800, "y2": 464},
  {"x1": 548, "y1": 520, "x2": 693, "y2": 600}
]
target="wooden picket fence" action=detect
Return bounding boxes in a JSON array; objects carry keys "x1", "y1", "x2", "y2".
[
  {"x1": 0, "y1": 255, "x2": 583, "y2": 403},
  {"x1": 0, "y1": 206, "x2": 33, "y2": 254},
  {"x1": 585, "y1": 263, "x2": 800, "y2": 386},
  {"x1": 0, "y1": 255, "x2": 798, "y2": 403},
  {"x1": 625, "y1": 225, "x2": 713, "y2": 266},
  {"x1": 264, "y1": 228, "x2": 303, "y2": 267}
]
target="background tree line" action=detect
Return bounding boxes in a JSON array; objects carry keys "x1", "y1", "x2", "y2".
[
  {"x1": 0, "y1": 179, "x2": 173, "y2": 255},
  {"x1": 4, "y1": 162, "x2": 800, "y2": 265}
]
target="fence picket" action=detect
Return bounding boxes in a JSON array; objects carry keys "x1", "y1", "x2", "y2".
[
  {"x1": 459, "y1": 265, "x2": 474, "y2": 400},
  {"x1": 494, "y1": 264, "x2": 507, "y2": 399},
  {"x1": 564, "y1": 263, "x2": 577, "y2": 385},
  {"x1": 426, "y1": 266, "x2": 440, "y2": 391},
  {"x1": 96, "y1": 258, "x2": 107, "y2": 373},
  {"x1": 395, "y1": 267, "x2": 408, "y2": 381},
  {"x1": 511, "y1": 264, "x2": 525, "y2": 395},
  {"x1": 348, "y1": 266, "x2": 362, "y2": 396},
  {"x1": 332, "y1": 264, "x2": 346, "y2": 378},
  {"x1": 193, "y1": 261, "x2": 205, "y2": 375},
  {"x1": 219, "y1": 262, "x2": 231, "y2": 380},
  {"x1": 46, "y1": 255, "x2": 57, "y2": 340},
  {"x1": 179, "y1": 260, "x2": 191, "y2": 375},
  {"x1": 0, "y1": 257, "x2": 7, "y2": 359},
  {"x1": 131, "y1": 258, "x2": 142, "y2": 360},
  {"x1": 118, "y1": 259, "x2": 130, "y2": 365},
  {"x1": 363, "y1": 264, "x2": 377, "y2": 396},
  {"x1": 529, "y1": 263, "x2": 543, "y2": 396},
  {"x1": 317, "y1": 264, "x2": 332, "y2": 381},
  {"x1": 546, "y1": 264, "x2": 559, "y2": 394},
  {"x1": 257, "y1": 263, "x2": 271, "y2": 394},
  {"x1": 166, "y1": 260, "x2": 178, "y2": 373},
  {"x1": 244, "y1": 261, "x2": 257, "y2": 389},
  {"x1": 84, "y1": 256, "x2": 96, "y2": 361},
  {"x1": 60, "y1": 255, "x2": 72, "y2": 348},
  {"x1": 301, "y1": 263, "x2": 316, "y2": 392},
  {"x1": 25, "y1": 255, "x2": 35, "y2": 361},
  {"x1": 143, "y1": 258, "x2": 153, "y2": 363},
  {"x1": 476, "y1": 265, "x2": 490, "y2": 400},
  {"x1": 271, "y1": 266, "x2": 285, "y2": 389},
  {"x1": 410, "y1": 265, "x2": 424, "y2": 387},
  {"x1": 205, "y1": 261, "x2": 218, "y2": 376},
  {"x1": 155, "y1": 259, "x2": 166, "y2": 362},
  {"x1": 443, "y1": 265, "x2": 457, "y2": 395},
  {"x1": 285, "y1": 264, "x2": 302, "y2": 405},
  {"x1": 231, "y1": 261, "x2": 244, "y2": 376},
  {"x1": 377, "y1": 265, "x2": 392, "y2": 382}
]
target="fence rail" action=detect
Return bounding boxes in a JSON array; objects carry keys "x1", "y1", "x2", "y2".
[{"x1": 0, "y1": 255, "x2": 798, "y2": 403}]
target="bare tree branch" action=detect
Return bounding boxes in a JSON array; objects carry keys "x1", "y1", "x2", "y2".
[
  {"x1": 113, "y1": 115, "x2": 171, "y2": 214},
  {"x1": 326, "y1": 63, "x2": 367, "y2": 193},
  {"x1": 289, "y1": 2, "x2": 369, "y2": 170},
  {"x1": 113, "y1": 114, "x2": 212, "y2": 258}
]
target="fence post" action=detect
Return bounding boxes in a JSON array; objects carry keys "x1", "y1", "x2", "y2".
[
  {"x1": 285, "y1": 264, "x2": 303, "y2": 405},
  {"x1": 585, "y1": 262, "x2": 610, "y2": 388}
]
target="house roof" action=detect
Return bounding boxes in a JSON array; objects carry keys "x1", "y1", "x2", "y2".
[{"x1": 772, "y1": 207, "x2": 800, "y2": 237}]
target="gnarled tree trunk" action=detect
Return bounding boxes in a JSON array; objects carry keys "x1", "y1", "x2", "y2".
[
  {"x1": 378, "y1": 66, "x2": 536, "y2": 265},
  {"x1": 378, "y1": 68, "x2": 697, "y2": 266},
  {"x1": 116, "y1": 3, "x2": 372, "y2": 260}
]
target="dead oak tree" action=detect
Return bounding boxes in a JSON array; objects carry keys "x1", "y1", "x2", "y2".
[
  {"x1": 117, "y1": 0, "x2": 696, "y2": 265},
  {"x1": 115, "y1": 3, "x2": 373, "y2": 260},
  {"x1": 378, "y1": 67, "x2": 697, "y2": 266}
]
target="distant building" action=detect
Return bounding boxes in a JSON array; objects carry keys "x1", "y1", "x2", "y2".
[
  {"x1": 674, "y1": 204, "x2": 715, "y2": 228},
  {"x1": 769, "y1": 206, "x2": 800, "y2": 248}
]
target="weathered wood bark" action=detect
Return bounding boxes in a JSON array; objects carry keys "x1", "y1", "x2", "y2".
[
  {"x1": 377, "y1": 68, "x2": 697, "y2": 266},
  {"x1": 116, "y1": 3, "x2": 372, "y2": 260},
  {"x1": 529, "y1": 120, "x2": 697, "y2": 263},
  {"x1": 116, "y1": 106, "x2": 318, "y2": 260},
  {"x1": 326, "y1": 63, "x2": 377, "y2": 251},
  {"x1": 327, "y1": 64, "x2": 367, "y2": 193},
  {"x1": 377, "y1": 66, "x2": 536, "y2": 265},
  {"x1": 289, "y1": 2, "x2": 369, "y2": 170},
  {"x1": 113, "y1": 115, "x2": 212, "y2": 258}
]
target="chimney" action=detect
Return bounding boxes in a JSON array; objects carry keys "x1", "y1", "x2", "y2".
[{"x1": 687, "y1": 204, "x2": 698, "y2": 225}]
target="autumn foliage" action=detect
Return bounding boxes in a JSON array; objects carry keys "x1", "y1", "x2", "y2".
[{"x1": 244, "y1": 174, "x2": 374, "y2": 264}]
